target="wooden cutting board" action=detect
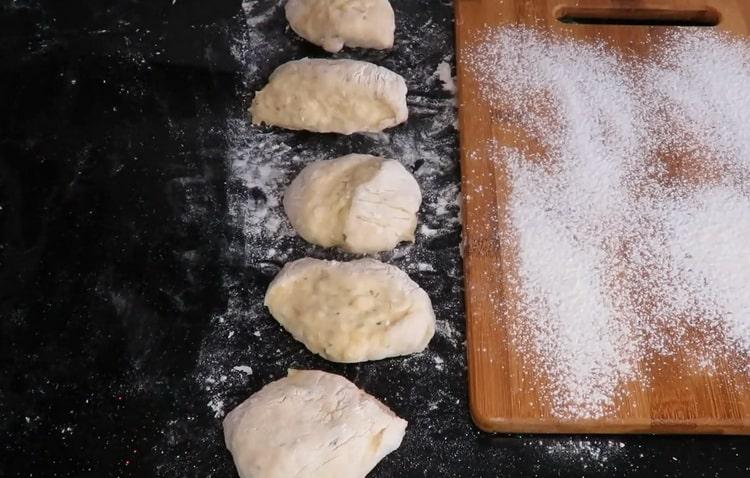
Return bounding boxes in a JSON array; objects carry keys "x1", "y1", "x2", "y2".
[{"x1": 454, "y1": 0, "x2": 750, "y2": 434}]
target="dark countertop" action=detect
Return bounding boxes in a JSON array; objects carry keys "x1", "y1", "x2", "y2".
[{"x1": 1, "y1": 1, "x2": 748, "y2": 476}]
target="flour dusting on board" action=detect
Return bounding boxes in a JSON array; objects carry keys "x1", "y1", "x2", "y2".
[
  {"x1": 664, "y1": 187, "x2": 750, "y2": 362},
  {"x1": 468, "y1": 27, "x2": 750, "y2": 418}
]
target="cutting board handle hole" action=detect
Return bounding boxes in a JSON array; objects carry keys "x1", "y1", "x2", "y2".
[{"x1": 554, "y1": 6, "x2": 720, "y2": 27}]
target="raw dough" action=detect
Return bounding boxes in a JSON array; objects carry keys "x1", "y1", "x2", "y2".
[
  {"x1": 223, "y1": 369, "x2": 407, "y2": 478},
  {"x1": 285, "y1": 0, "x2": 395, "y2": 53},
  {"x1": 249, "y1": 58, "x2": 408, "y2": 134},
  {"x1": 264, "y1": 258, "x2": 435, "y2": 362},
  {"x1": 284, "y1": 153, "x2": 422, "y2": 253}
]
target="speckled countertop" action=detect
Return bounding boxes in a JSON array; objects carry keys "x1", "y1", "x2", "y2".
[{"x1": 1, "y1": 1, "x2": 749, "y2": 476}]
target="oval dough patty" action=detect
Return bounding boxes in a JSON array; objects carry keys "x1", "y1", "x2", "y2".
[
  {"x1": 224, "y1": 369, "x2": 407, "y2": 478},
  {"x1": 250, "y1": 58, "x2": 408, "y2": 134},
  {"x1": 264, "y1": 258, "x2": 435, "y2": 363},
  {"x1": 284, "y1": 153, "x2": 422, "y2": 254},
  {"x1": 285, "y1": 0, "x2": 395, "y2": 53}
]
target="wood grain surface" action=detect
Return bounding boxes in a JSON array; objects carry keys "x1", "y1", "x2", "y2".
[{"x1": 454, "y1": 0, "x2": 750, "y2": 433}]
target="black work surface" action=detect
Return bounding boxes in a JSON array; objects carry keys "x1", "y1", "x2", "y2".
[{"x1": 1, "y1": 1, "x2": 748, "y2": 477}]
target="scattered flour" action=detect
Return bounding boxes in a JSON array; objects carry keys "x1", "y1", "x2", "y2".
[
  {"x1": 541, "y1": 439, "x2": 627, "y2": 470},
  {"x1": 665, "y1": 186, "x2": 750, "y2": 360},
  {"x1": 208, "y1": 398, "x2": 225, "y2": 419},
  {"x1": 435, "y1": 60, "x2": 456, "y2": 94},
  {"x1": 468, "y1": 27, "x2": 750, "y2": 418},
  {"x1": 232, "y1": 365, "x2": 254, "y2": 375}
]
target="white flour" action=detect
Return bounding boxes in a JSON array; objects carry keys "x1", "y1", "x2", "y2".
[
  {"x1": 435, "y1": 60, "x2": 457, "y2": 94},
  {"x1": 665, "y1": 186, "x2": 750, "y2": 361},
  {"x1": 543, "y1": 438, "x2": 626, "y2": 468},
  {"x1": 645, "y1": 32, "x2": 750, "y2": 187},
  {"x1": 468, "y1": 27, "x2": 750, "y2": 418}
]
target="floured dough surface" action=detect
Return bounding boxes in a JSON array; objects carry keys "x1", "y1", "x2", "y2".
[
  {"x1": 250, "y1": 58, "x2": 408, "y2": 134},
  {"x1": 264, "y1": 258, "x2": 435, "y2": 363},
  {"x1": 285, "y1": 0, "x2": 395, "y2": 53},
  {"x1": 284, "y1": 153, "x2": 422, "y2": 253},
  {"x1": 223, "y1": 369, "x2": 407, "y2": 478}
]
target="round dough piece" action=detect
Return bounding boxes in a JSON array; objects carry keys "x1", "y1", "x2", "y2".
[
  {"x1": 284, "y1": 154, "x2": 422, "y2": 254},
  {"x1": 285, "y1": 0, "x2": 395, "y2": 53},
  {"x1": 223, "y1": 369, "x2": 407, "y2": 478},
  {"x1": 264, "y1": 258, "x2": 435, "y2": 363},
  {"x1": 250, "y1": 58, "x2": 408, "y2": 135}
]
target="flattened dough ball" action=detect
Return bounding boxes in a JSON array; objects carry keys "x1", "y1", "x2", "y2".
[
  {"x1": 250, "y1": 58, "x2": 408, "y2": 134},
  {"x1": 284, "y1": 154, "x2": 421, "y2": 254},
  {"x1": 285, "y1": 0, "x2": 395, "y2": 53},
  {"x1": 264, "y1": 258, "x2": 436, "y2": 363},
  {"x1": 223, "y1": 369, "x2": 407, "y2": 478}
]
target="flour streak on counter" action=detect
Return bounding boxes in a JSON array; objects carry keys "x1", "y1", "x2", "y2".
[{"x1": 468, "y1": 27, "x2": 750, "y2": 418}]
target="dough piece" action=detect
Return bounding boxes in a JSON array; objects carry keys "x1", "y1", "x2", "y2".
[
  {"x1": 264, "y1": 258, "x2": 435, "y2": 362},
  {"x1": 284, "y1": 154, "x2": 421, "y2": 253},
  {"x1": 223, "y1": 369, "x2": 407, "y2": 478},
  {"x1": 250, "y1": 58, "x2": 408, "y2": 134},
  {"x1": 285, "y1": 0, "x2": 395, "y2": 53}
]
